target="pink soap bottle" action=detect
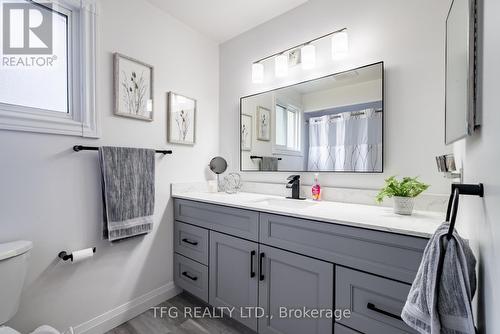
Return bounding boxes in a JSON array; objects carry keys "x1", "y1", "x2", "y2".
[{"x1": 312, "y1": 173, "x2": 321, "y2": 201}]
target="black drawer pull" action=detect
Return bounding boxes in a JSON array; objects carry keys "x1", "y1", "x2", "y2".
[
  {"x1": 181, "y1": 238, "x2": 198, "y2": 246},
  {"x1": 182, "y1": 271, "x2": 198, "y2": 281},
  {"x1": 367, "y1": 303, "x2": 402, "y2": 321},
  {"x1": 250, "y1": 250, "x2": 256, "y2": 278},
  {"x1": 259, "y1": 252, "x2": 265, "y2": 281}
]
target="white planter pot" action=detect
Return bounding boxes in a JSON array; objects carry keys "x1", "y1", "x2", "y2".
[{"x1": 393, "y1": 196, "x2": 415, "y2": 215}]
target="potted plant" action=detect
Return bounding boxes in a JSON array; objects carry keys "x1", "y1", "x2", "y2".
[{"x1": 375, "y1": 176, "x2": 430, "y2": 215}]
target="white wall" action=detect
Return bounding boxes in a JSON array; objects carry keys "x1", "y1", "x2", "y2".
[
  {"x1": 453, "y1": 0, "x2": 500, "y2": 332},
  {"x1": 220, "y1": 0, "x2": 451, "y2": 193},
  {"x1": 302, "y1": 79, "x2": 382, "y2": 113},
  {"x1": 0, "y1": 0, "x2": 219, "y2": 332}
]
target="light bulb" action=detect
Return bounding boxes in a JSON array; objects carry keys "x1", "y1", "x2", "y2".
[
  {"x1": 301, "y1": 44, "x2": 316, "y2": 69},
  {"x1": 332, "y1": 30, "x2": 349, "y2": 59},
  {"x1": 275, "y1": 54, "x2": 288, "y2": 77},
  {"x1": 252, "y1": 63, "x2": 264, "y2": 83}
]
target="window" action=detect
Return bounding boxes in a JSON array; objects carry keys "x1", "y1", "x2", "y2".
[
  {"x1": 0, "y1": 0, "x2": 98, "y2": 137},
  {"x1": 274, "y1": 103, "x2": 302, "y2": 155}
]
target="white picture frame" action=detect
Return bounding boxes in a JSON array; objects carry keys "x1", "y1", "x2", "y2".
[
  {"x1": 167, "y1": 91, "x2": 196, "y2": 145},
  {"x1": 241, "y1": 114, "x2": 252, "y2": 151},
  {"x1": 114, "y1": 53, "x2": 154, "y2": 121},
  {"x1": 257, "y1": 106, "x2": 271, "y2": 141}
]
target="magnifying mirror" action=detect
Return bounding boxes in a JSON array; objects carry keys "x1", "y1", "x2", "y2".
[
  {"x1": 209, "y1": 157, "x2": 228, "y2": 174},
  {"x1": 209, "y1": 157, "x2": 228, "y2": 191}
]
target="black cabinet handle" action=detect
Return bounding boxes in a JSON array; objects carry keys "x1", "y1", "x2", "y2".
[
  {"x1": 250, "y1": 250, "x2": 256, "y2": 278},
  {"x1": 259, "y1": 252, "x2": 265, "y2": 281},
  {"x1": 182, "y1": 271, "x2": 198, "y2": 281},
  {"x1": 367, "y1": 303, "x2": 402, "y2": 321},
  {"x1": 181, "y1": 238, "x2": 198, "y2": 246}
]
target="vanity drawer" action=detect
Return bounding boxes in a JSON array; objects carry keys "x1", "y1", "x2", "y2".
[
  {"x1": 174, "y1": 253, "x2": 209, "y2": 302},
  {"x1": 174, "y1": 221, "x2": 209, "y2": 265},
  {"x1": 175, "y1": 199, "x2": 259, "y2": 241},
  {"x1": 336, "y1": 266, "x2": 416, "y2": 334},
  {"x1": 259, "y1": 213, "x2": 427, "y2": 283}
]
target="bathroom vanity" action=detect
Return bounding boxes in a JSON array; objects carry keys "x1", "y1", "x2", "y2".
[{"x1": 172, "y1": 192, "x2": 442, "y2": 334}]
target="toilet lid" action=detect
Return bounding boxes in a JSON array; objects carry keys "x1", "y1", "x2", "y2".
[
  {"x1": 0, "y1": 326, "x2": 21, "y2": 334},
  {"x1": 0, "y1": 241, "x2": 33, "y2": 261},
  {"x1": 31, "y1": 326, "x2": 60, "y2": 334}
]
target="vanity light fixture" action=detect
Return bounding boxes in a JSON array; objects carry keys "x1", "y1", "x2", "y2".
[
  {"x1": 332, "y1": 29, "x2": 349, "y2": 59},
  {"x1": 251, "y1": 27, "x2": 347, "y2": 83},
  {"x1": 301, "y1": 44, "x2": 316, "y2": 69},
  {"x1": 252, "y1": 62, "x2": 264, "y2": 83},
  {"x1": 275, "y1": 54, "x2": 288, "y2": 77}
]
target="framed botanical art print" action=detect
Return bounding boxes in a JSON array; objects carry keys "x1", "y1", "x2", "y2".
[
  {"x1": 167, "y1": 91, "x2": 196, "y2": 145},
  {"x1": 241, "y1": 114, "x2": 252, "y2": 151},
  {"x1": 257, "y1": 106, "x2": 271, "y2": 141},
  {"x1": 114, "y1": 53, "x2": 154, "y2": 121}
]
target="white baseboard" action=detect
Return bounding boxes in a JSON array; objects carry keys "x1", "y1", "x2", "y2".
[{"x1": 72, "y1": 282, "x2": 182, "y2": 334}]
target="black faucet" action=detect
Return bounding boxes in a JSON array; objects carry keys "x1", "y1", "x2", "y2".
[{"x1": 286, "y1": 175, "x2": 305, "y2": 200}]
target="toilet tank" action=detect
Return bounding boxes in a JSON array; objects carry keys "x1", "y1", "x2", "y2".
[{"x1": 0, "y1": 241, "x2": 33, "y2": 325}]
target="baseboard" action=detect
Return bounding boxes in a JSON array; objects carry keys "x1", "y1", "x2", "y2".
[{"x1": 72, "y1": 282, "x2": 182, "y2": 334}]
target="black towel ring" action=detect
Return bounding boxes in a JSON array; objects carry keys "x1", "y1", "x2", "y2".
[
  {"x1": 445, "y1": 183, "x2": 484, "y2": 240},
  {"x1": 435, "y1": 183, "x2": 482, "y2": 333}
]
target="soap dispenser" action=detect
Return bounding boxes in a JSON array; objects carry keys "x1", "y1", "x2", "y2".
[{"x1": 312, "y1": 173, "x2": 321, "y2": 201}]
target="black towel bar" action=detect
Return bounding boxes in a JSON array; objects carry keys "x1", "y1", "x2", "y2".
[
  {"x1": 250, "y1": 155, "x2": 282, "y2": 161},
  {"x1": 73, "y1": 145, "x2": 172, "y2": 155},
  {"x1": 445, "y1": 183, "x2": 484, "y2": 239}
]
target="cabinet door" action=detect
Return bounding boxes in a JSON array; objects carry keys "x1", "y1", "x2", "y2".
[
  {"x1": 258, "y1": 245, "x2": 333, "y2": 334},
  {"x1": 209, "y1": 231, "x2": 259, "y2": 331}
]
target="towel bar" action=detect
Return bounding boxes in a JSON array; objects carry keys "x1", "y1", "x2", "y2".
[
  {"x1": 73, "y1": 145, "x2": 172, "y2": 155},
  {"x1": 250, "y1": 155, "x2": 282, "y2": 161}
]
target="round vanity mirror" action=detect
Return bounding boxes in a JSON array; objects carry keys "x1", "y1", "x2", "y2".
[{"x1": 209, "y1": 156, "x2": 228, "y2": 175}]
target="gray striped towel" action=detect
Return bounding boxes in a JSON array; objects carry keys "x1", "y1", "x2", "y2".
[
  {"x1": 402, "y1": 222, "x2": 477, "y2": 333},
  {"x1": 99, "y1": 146, "x2": 155, "y2": 242}
]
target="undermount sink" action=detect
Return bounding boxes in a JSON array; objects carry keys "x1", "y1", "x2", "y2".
[{"x1": 252, "y1": 198, "x2": 318, "y2": 210}]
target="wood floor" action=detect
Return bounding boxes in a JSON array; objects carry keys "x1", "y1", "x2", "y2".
[{"x1": 106, "y1": 292, "x2": 257, "y2": 334}]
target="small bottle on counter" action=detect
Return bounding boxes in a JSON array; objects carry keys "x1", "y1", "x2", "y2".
[{"x1": 311, "y1": 173, "x2": 321, "y2": 201}]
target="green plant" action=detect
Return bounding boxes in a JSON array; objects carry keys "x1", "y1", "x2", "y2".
[{"x1": 375, "y1": 176, "x2": 429, "y2": 203}]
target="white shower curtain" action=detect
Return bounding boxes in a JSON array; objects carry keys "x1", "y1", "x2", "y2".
[{"x1": 307, "y1": 109, "x2": 382, "y2": 172}]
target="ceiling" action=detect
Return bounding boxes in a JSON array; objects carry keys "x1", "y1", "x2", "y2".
[{"x1": 146, "y1": 0, "x2": 309, "y2": 43}]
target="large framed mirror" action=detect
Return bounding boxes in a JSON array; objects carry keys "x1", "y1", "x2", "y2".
[
  {"x1": 240, "y1": 62, "x2": 384, "y2": 172},
  {"x1": 445, "y1": 0, "x2": 478, "y2": 144}
]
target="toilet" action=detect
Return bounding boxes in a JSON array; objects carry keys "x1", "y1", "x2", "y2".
[{"x1": 0, "y1": 241, "x2": 60, "y2": 334}]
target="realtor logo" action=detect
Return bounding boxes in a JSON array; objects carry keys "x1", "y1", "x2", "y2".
[{"x1": 2, "y1": 1, "x2": 53, "y2": 54}]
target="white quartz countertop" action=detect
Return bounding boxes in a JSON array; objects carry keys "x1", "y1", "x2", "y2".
[{"x1": 171, "y1": 191, "x2": 444, "y2": 238}]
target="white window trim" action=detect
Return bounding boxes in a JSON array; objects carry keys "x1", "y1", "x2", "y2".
[
  {"x1": 0, "y1": 0, "x2": 99, "y2": 138},
  {"x1": 272, "y1": 100, "x2": 304, "y2": 157}
]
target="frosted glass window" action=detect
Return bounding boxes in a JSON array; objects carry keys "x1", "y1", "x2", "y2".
[{"x1": 0, "y1": 2, "x2": 69, "y2": 113}]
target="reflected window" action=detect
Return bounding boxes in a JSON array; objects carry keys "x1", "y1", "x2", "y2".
[{"x1": 274, "y1": 104, "x2": 300, "y2": 153}]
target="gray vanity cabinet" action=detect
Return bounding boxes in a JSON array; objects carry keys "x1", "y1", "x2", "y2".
[
  {"x1": 260, "y1": 213, "x2": 427, "y2": 284},
  {"x1": 174, "y1": 199, "x2": 428, "y2": 334},
  {"x1": 336, "y1": 266, "x2": 416, "y2": 334},
  {"x1": 175, "y1": 199, "x2": 259, "y2": 241},
  {"x1": 209, "y1": 231, "x2": 259, "y2": 331},
  {"x1": 258, "y1": 245, "x2": 333, "y2": 334}
]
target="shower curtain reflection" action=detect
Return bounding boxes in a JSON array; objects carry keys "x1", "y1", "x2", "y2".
[{"x1": 307, "y1": 109, "x2": 382, "y2": 172}]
